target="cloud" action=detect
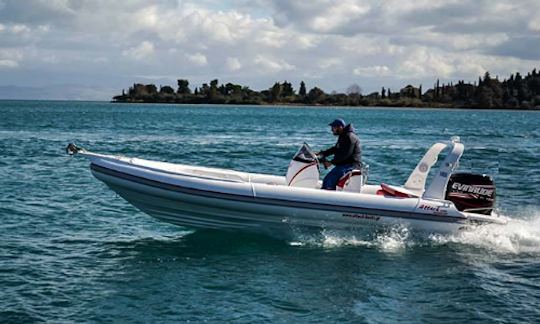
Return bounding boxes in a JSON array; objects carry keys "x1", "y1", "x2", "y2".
[
  {"x1": 353, "y1": 65, "x2": 391, "y2": 77},
  {"x1": 0, "y1": 0, "x2": 75, "y2": 24},
  {"x1": 488, "y1": 36, "x2": 540, "y2": 60},
  {"x1": 122, "y1": 41, "x2": 155, "y2": 60},
  {"x1": 226, "y1": 57, "x2": 241, "y2": 71},
  {"x1": 530, "y1": 19, "x2": 540, "y2": 32},
  {"x1": 253, "y1": 55, "x2": 295, "y2": 73},
  {"x1": 0, "y1": 0, "x2": 538, "y2": 99},
  {"x1": 185, "y1": 52, "x2": 208, "y2": 66},
  {"x1": 0, "y1": 59, "x2": 18, "y2": 68},
  {"x1": 0, "y1": 48, "x2": 23, "y2": 68},
  {"x1": 11, "y1": 24, "x2": 31, "y2": 34}
]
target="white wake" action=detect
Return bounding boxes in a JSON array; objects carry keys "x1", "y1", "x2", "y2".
[
  {"x1": 430, "y1": 210, "x2": 540, "y2": 254},
  {"x1": 288, "y1": 208, "x2": 540, "y2": 255}
]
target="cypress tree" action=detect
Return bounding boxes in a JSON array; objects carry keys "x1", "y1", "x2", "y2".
[{"x1": 299, "y1": 81, "x2": 306, "y2": 98}]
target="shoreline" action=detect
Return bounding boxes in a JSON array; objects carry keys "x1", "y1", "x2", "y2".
[
  {"x1": 0, "y1": 99, "x2": 538, "y2": 111},
  {"x1": 109, "y1": 100, "x2": 540, "y2": 111},
  {"x1": 113, "y1": 69, "x2": 540, "y2": 111}
]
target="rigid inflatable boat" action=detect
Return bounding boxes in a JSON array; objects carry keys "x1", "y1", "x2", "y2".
[{"x1": 66, "y1": 137, "x2": 506, "y2": 234}]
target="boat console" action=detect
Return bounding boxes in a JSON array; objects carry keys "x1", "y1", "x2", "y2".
[{"x1": 285, "y1": 138, "x2": 496, "y2": 215}]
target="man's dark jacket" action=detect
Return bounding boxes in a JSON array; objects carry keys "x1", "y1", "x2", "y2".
[{"x1": 320, "y1": 124, "x2": 361, "y2": 169}]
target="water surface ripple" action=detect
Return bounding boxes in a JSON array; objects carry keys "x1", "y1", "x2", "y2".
[{"x1": 1, "y1": 101, "x2": 539, "y2": 323}]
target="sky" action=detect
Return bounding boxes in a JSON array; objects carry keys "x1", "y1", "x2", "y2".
[{"x1": 0, "y1": 0, "x2": 539, "y2": 100}]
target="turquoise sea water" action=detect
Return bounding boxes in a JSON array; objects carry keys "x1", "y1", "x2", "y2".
[{"x1": 1, "y1": 101, "x2": 539, "y2": 323}]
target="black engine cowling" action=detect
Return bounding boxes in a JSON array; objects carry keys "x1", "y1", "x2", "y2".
[{"x1": 445, "y1": 173, "x2": 496, "y2": 215}]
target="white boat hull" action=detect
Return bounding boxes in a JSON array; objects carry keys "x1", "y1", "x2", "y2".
[
  {"x1": 65, "y1": 137, "x2": 507, "y2": 236},
  {"x1": 86, "y1": 158, "x2": 503, "y2": 235}
]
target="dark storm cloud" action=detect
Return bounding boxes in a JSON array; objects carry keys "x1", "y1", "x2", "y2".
[{"x1": 489, "y1": 36, "x2": 540, "y2": 61}]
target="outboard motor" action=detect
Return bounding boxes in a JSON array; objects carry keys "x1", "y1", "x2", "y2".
[
  {"x1": 286, "y1": 143, "x2": 320, "y2": 188},
  {"x1": 445, "y1": 173, "x2": 496, "y2": 215}
]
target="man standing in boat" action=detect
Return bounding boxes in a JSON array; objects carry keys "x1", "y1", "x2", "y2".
[{"x1": 317, "y1": 118, "x2": 361, "y2": 190}]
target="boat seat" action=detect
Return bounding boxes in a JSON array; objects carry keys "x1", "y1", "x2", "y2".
[
  {"x1": 336, "y1": 170, "x2": 363, "y2": 192},
  {"x1": 376, "y1": 183, "x2": 419, "y2": 198}
]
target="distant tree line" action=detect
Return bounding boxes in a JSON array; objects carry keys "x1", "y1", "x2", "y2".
[{"x1": 113, "y1": 68, "x2": 540, "y2": 109}]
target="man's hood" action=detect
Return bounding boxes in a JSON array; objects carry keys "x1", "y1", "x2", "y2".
[{"x1": 343, "y1": 123, "x2": 355, "y2": 133}]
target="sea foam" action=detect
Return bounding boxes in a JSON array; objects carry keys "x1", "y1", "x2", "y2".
[
  {"x1": 429, "y1": 209, "x2": 540, "y2": 255},
  {"x1": 288, "y1": 209, "x2": 540, "y2": 255}
]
